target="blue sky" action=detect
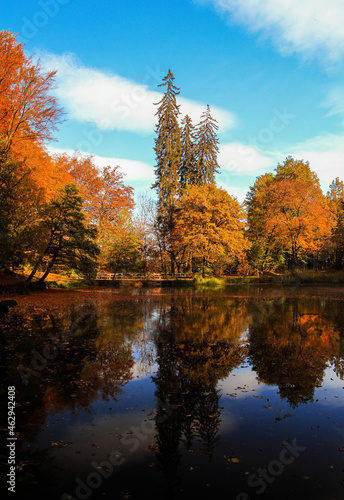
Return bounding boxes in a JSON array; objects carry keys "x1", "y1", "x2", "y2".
[{"x1": 2, "y1": 0, "x2": 344, "y2": 201}]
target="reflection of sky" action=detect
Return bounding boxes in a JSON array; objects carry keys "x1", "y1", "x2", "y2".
[
  {"x1": 219, "y1": 364, "x2": 265, "y2": 399},
  {"x1": 32, "y1": 375, "x2": 159, "y2": 485},
  {"x1": 314, "y1": 366, "x2": 344, "y2": 408}
]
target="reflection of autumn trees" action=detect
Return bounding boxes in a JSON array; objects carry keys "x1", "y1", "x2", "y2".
[
  {"x1": 0, "y1": 301, "x2": 137, "y2": 445},
  {"x1": 330, "y1": 303, "x2": 344, "y2": 380},
  {"x1": 172, "y1": 295, "x2": 251, "y2": 383},
  {"x1": 248, "y1": 298, "x2": 343, "y2": 407},
  {"x1": 152, "y1": 296, "x2": 250, "y2": 493}
]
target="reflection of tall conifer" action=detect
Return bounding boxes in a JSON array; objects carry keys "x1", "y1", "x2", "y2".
[
  {"x1": 180, "y1": 379, "x2": 221, "y2": 461},
  {"x1": 194, "y1": 384, "x2": 221, "y2": 460},
  {"x1": 152, "y1": 318, "x2": 183, "y2": 495}
]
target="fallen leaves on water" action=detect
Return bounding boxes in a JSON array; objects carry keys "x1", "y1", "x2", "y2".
[
  {"x1": 50, "y1": 440, "x2": 72, "y2": 447},
  {"x1": 147, "y1": 444, "x2": 158, "y2": 453},
  {"x1": 121, "y1": 492, "x2": 131, "y2": 499},
  {"x1": 275, "y1": 413, "x2": 293, "y2": 422}
]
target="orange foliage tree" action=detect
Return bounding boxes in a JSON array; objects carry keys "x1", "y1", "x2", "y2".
[
  {"x1": 246, "y1": 157, "x2": 332, "y2": 270},
  {"x1": 53, "y1": 152, "x2": 139, "y2": 272},
  {"x1": 0, "y1": 30, "x2": 63, "y2": 152},
  {"x1": 327, "y1": 177, "x2": 344, "y2": 268},
  {"x1": 0, "y1": 31, "x2": 69, "y2": 271}
]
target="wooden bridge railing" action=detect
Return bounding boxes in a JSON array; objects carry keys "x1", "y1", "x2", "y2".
[{"x1": 95, "y1": 272, "x2": 192, "y2": 280}]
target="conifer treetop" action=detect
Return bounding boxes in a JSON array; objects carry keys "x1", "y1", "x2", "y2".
[
  {"x1": 194, "y1": 104, "x2": 220, "y2": 185},
  {"x1": 152, "y1": 69, "x2": 182, "y2": 219},
  {"x1": 154, "y1": 69, "x2": 181, "y2": 116}
]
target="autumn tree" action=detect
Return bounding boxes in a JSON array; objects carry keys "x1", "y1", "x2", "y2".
[
  {"x1": 245, "y1": 172, "x2": 276, "y2": 271},
  {"x1": 104, "y1": 220, "x2": 141, "y2": 274},
  {"x1": 96, "y1": 165, "x2": 134, "y2": 234},
  {"x1": 172, "y1": 184, "x2": 247, "y2": 276},
  {"x1": 0, "y1": 30, "x2": 63, "y2": 151},
  {"x1": 53, "y1": 153, "x2": 137, "y2": 272},
  {"x1": 134, "y1": 193, "x2": 160, "y2": 274},
  {"x1": 0, "y1": 31, "x2": 72, "y2": 276},
  {"x1": 26, "y1": 183, "x2": 99, "y2": 283},
  {"x1": 246, "y1": 157, "x2": 332, "y2": 270},
  {"x1": 194, "y1": 105, "x2": 219, "y2": 185},
  {"x1": 53, "y1": 153, "x2": 134, "y2": 229},
  {"x1": 327, "y1": 177, "x2": 344, "y2": 268}
]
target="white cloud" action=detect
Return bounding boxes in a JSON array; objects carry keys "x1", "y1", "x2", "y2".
[
  {"x1": 219, "y1": 142, "x2": 276, "y2": 174},
  {"x1": 48, "y1": 146, "x2": 154, "y2": 183},
  {"x1": 38, "y1": 52, "x2": 236, "y2": 134},
  {"x1": 217, "y1": 133, "x2": 344, "y2": 196},
  {"x1": 291, "y1": 133, "x2": 344, "y2": 189},
  {"x1": 200, "y1": 0, "x2": 344, "y2": 63},
  {"x1": 216, "y1": 181, "x2": 249, "y2": 203}
]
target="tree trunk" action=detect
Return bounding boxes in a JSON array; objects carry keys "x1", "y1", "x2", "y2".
[
  {"x1": 38, "y1": 248, "x2": 60, "y2": 283},
  {"x1": 170, "y1": 252, "x2": 175, "y2": 274},
  {"x1": 26, "y1": 260, "x2": 41, "y2": 283},
  {"x1": 26, "y1": 233, "x2": 56, "y2": 282}
]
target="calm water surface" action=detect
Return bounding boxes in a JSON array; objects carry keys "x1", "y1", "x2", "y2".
[{"x1": 1, "y1": 286, "x2": 344, "y2": 500}]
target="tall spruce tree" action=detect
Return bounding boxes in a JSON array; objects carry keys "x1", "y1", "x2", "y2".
[
  {"x1": 179, "y1": 114, "x2": 197, "y2": 190},
  {"x1": 152, "y1": 70, "x2": 182, "y2": 272},
  {"x1": 153, "y1": 69, "x2": 181, "y2": 217},
  {"x1": 194, "y1": 105, "x2": 220, "y2": 185}
]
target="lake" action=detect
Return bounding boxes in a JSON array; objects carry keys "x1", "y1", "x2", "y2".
[{"x1": 1, "y1": 285, "x2": 343, "y2": 499}]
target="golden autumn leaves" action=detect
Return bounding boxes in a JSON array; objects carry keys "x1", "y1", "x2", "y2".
[
  {"x1": 246, "y1": 156, "x2": 338, "y2": 271},
  {"x1": 172, "y1": 184, "x2": 248, "y2": 277},
  {"x1": 0, "y1": 31, "x2": 137, "y2": 279}
]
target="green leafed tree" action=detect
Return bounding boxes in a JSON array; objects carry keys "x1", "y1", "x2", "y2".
[
  {"x1": 0, "y1": 138, "x2": 43, "y2": 271},
  {"x1": 26, "y1": 183, "x2": 99, "y2": 283},
  {"x1": 194, "y1": 105, "x2": 220, "y2": 186},
  {"x1": 0, "y1": 143, "x2": 17, "y2": 266}
]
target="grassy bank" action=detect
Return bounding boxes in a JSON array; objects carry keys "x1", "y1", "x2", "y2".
[
  {"x1": 281, "y1": 269, "x2": 344, "y2": 284},
  {"x1": 194, "y1": 270, "x2": 344, "y2": 287},
  {"x1": 3, "y1": 270, "x2": 344, "y2": 295}
]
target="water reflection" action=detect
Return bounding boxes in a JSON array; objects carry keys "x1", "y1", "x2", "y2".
[
  {"x1": 0, "y1": 288, "x2": 343, "y2": 499},
  {"x1": 151, "y1": 295, "x2": 250, "y2": 494},
  {"x1": 248, "y1": 297, "x2": 344, "y2": 407}
]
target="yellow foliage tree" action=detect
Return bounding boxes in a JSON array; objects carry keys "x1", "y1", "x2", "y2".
[{"x1": 172, "y1": 184, "x2": 248, "y2": 276}]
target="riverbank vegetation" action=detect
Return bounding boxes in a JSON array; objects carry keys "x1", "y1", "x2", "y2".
[{"x1": 1, "y1": 31, "x2": 344, "y2": 285}]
